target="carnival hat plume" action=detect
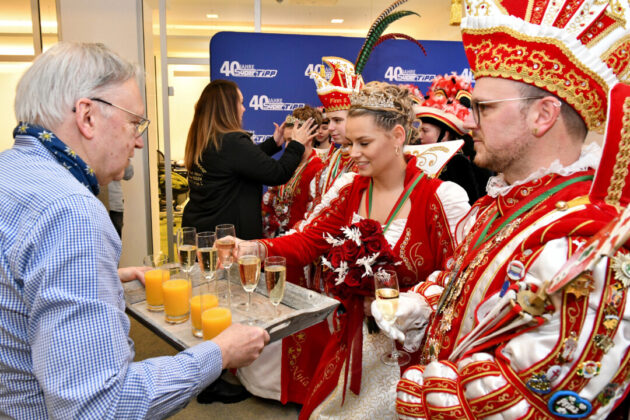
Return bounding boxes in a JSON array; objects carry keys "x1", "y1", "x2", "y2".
[
  {"x1": 461, "y1": 0, "x2": 630, "y2": 132},
  {"x1": 311, "y1": 0, "x2": 422, "y2": 112},
  {"x1": 414, "y1": 73, "x2": 473, "y2": 137}
]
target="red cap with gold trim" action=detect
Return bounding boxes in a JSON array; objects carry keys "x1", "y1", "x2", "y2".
[
  {"x1": 414, "y1": 73, "x2": 473, "y2": 137},
  {"x1": 311, "y1": 57, "x2": 364, "y2": 112},
  {"x1": 461, "y1": 0, "x2": 630, "y2": 133}
]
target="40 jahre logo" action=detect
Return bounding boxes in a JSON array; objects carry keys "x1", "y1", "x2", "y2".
[
  {"x1": 220, "y1": 61, "x2": 278, "y2": 78},
  {"x1": 248, "y1": 95, "x2": 305, "y2": 111}
]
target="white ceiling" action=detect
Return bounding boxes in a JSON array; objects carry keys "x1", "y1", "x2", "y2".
[{"x1": 1, "y1": 0, "x2": 462, "y2": 57}]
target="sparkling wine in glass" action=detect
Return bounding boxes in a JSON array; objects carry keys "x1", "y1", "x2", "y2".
[
  {"x1": 215, "y1": 224, "x2": 236, "y2": 306},
  {"x1": 215, "y1": 224, "x2": 236, "y2": 270},
  {"x1": 237, "y1": 241, "x2": 261, "y2": 316},
  {"x1": 374, "y1": 269, "x2": 410, "y2": 366},
  {"x1": 197, "y1": 231, "x2": 217, "y2": 284},
  {"x1": 176, "y1": 227, "x2": 197, "y2": 279},
  {"x1": 265, "y1": 256, "x2": 286, "y2": 317}
]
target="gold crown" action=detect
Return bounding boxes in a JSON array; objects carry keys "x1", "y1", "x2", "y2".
[{"x1": 350, "y1": 90, "x2": 396, "y2": 111}]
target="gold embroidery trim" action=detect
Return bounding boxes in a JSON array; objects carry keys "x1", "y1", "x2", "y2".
[
  {"x1": 605, "y1": 97, "x2": 630, "y2": 208},
  {"x1": 581, "y1": 12, "x2": 624, "y2": 48},
  {"x1": 603, "y1": 36, "x2": 630, "y2": 83},
  {"x1": 464, "y1": 27, "x2": 609, "y2": 131}
]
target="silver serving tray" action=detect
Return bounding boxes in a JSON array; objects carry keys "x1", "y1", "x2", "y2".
[{"x1": 122, "y1": 264, "x2": 338, "y2": 349}]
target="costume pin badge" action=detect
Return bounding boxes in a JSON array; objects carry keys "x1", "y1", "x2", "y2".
[
  {"x1": 548, "y1": 205, "x2": 630, "y2": 296},
  {"x1": 548, "y1": 391, "x2": 592, "y2": 418},
  {"x1": 611, "y1": 253, "x2": 630, "y2": 288},
  {"x1": 526, "y1": 372, "x2": 552, "y2": 394}
]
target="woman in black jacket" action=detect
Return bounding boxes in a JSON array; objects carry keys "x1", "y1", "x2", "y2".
[{"x1": 182, "y1": 80, "x2": 314, "y2": 239}]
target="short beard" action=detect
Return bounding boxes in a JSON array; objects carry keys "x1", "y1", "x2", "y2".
[{"x1": 474, "y1": 135, "x2": 533, "y2": 176}]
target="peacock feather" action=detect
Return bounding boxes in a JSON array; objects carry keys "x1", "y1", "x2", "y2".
[{"x1": 355, "y1": 9, "x2": 420, "y2": 74}]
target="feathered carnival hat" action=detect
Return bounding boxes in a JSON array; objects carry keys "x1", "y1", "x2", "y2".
[
  {"x1": 461, "y1": 0, "x2": 630, "y2": 133},
  {"x1": 311, "y1": 57, "x2": 364, "y2": 112},
  {"x1": 414, "y1": 73, "x2": 473, "y2": 137},
  {"x1": 311, "y1": 0, "x2": 422, "y2": 112}
]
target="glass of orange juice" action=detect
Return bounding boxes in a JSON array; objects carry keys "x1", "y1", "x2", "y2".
[
  {"x1": 143, "y1": 253, "x2": 168, "y2": 311},
  {"x1": 162, "y1": 265, "x2": 191, "y2": 324},
  {"x1": 191, "y1": 289, "x2": 218, "y2": 338},
  {"x1": 202, "y1": 307, "x2": 232, "y2": 340}
]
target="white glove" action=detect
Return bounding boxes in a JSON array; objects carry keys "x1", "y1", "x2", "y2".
[{"x1": 371, "y1": 292, "x2": 432, "y2": 351}]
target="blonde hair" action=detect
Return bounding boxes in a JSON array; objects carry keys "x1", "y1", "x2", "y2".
[
  {"x1": 184, "y1": 80, "x2": 246, "y2": 170},
  {"x1": 348, "y1": 82, "x2": 417, "y2": 143}
]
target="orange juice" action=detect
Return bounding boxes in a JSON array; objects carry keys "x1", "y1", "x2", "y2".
[
  {"x1": 202, "y1": 307, "x2": 232, "y2": 340},
  {"x1": 191, "y1": 294, "x2": 219, "y2": 332},
  {"x1": 145, "y1": 269, "x2": 169, "y2": 310},
  {"x1": 162, "y1": 279, "x2": 191, "y2": 323}
]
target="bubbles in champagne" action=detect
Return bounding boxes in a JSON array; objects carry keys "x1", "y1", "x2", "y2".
[
  {"x1": 376, "y1": 288, "x2": 399, "y2": 322},
  {"x1": 178, "y1": 244, "x2": 197, "y2": 269},
  {"x1": 198, "y1": 247, "x2": 218, "y2": 272},
  {"x1": 265, "y1": 265, "x2": 286, "y2": 305},
  {"x1": 216, "y1": 237, "x2": 235, "y2": 267},
  {"x1": 238, "y1": 255, "x2": 260, "y2": 292}
]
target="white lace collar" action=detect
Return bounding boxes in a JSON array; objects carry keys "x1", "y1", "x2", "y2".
[{"x1": 485, "y1": 142, "x2": 601, "y2": 198}]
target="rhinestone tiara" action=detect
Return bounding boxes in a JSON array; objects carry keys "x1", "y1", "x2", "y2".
[
  {"x1": 350, "y1": 90, "x2": 396, "y2": 111},
  {"x1": 284, "y1": 115, "x2": 305, "y2": 126}
]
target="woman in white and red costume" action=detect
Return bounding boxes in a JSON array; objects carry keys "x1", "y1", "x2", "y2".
[{"x1": 238, "y1": 82, "x2": 470, "y2": 418}]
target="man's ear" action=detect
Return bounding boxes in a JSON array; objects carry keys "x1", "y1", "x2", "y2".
[
  {"x1": 74, "y1": 98, "x2": 97, "y2": 139},
  {"x1": 530, "y1": 96, "x2": 562, "y2": 137}
]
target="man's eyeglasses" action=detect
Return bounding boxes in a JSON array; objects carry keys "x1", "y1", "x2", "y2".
[
  {"x1": 90, "y1": 97, "x2": 150, "y2": 137},
  {"x1": 471, "y1": 96, "x2": 547, "y2": 126}
]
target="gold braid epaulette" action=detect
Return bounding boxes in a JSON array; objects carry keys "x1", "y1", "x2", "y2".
[{"x1": 605, "y1": 97, "x2": 630, "y2": 209}]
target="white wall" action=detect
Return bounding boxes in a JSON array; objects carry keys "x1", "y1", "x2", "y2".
[
  {"x1": 0, "y1": 63, "x2": 29, "y2": 152},
  {"x1": 168, "y1": 66, "x2": 210, "y2": 162},
  {"x1": 57, "y1": 0, "x2": 151, "y2": 267}
]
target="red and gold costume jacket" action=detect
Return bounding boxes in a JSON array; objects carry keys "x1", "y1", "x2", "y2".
[
  {"x1": 262, "y1": 149, "x2": 323, "y2": 240},
  {"x1": 307, "y1": 146, "x2": 357, "y2": 213},
  {"x1": 397, "y1": 144, "x2": 630, "y2": 419}
]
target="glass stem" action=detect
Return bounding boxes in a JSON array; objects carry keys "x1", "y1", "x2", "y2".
[
  {"x1": 274, "y1": 304, "x2": 278, "y2": 317},
  {"x1": 391, "y1": 338, "x2": 399, "y2": 360},
  {"x1": 247, "y1": 291, "x2": 252, "y2": 311}
]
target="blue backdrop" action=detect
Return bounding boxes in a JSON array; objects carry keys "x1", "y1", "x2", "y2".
[{"x1": 210, "y1": 31, "x2": 471, "y2": 142}]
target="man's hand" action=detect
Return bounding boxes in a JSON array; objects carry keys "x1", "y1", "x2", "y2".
[
  {"x1": 118, "y1": 266, "x2": 151, "y2": 285},
  {"x1": 212, "y1": 324, "x2": 270, "y2": 369}
]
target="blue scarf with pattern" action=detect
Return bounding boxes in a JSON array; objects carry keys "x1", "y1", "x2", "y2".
[{"x1": 13, "y1": 121, "x2": 100, "y2": 195}]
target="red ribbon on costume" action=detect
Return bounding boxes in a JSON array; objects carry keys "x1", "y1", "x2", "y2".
[
  {"x1": 343, "y1": 295, "x2": 365, "y2": 400},
  {"x1": 299, "y1": 296, "x2": 367, "y2": 419}
]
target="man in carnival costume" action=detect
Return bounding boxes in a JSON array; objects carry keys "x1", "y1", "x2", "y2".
[
  {"x1": 381, "y1": 1, "x2": 630, "y2": 419},
  {"x1": 0, "y1": 42, "x2": 268, "y2": 419},
  {"x1": 307, "y1": 56, "x2": 363, "y2": 211}
]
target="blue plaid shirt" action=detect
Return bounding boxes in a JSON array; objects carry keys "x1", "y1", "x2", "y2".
[{"x1": 0, "y1": 135, "x2": 222, "y2": 419}]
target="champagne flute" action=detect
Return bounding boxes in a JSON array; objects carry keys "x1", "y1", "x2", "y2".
[
  {"x1": 176, "y1": 227, "x2": 197, "y2": 281},
  {"x1": 237, "y1": 241, "x2": 261, "y2": 314},
  {"x1": 374, "y1": 269, "x2": 410, "y2": 366},
  {"x1": 215, "y1": 224, "x2": 236, "y2": 269},
  {"x1": 215, "y1": 224, "x2": 236, "y2": 306},
  {"x1": 265, "y1": 256, "x2": 286, "y2": 317},
  {"x1": 197, "y1": 231, "x2": 218, "y2": 289}
]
